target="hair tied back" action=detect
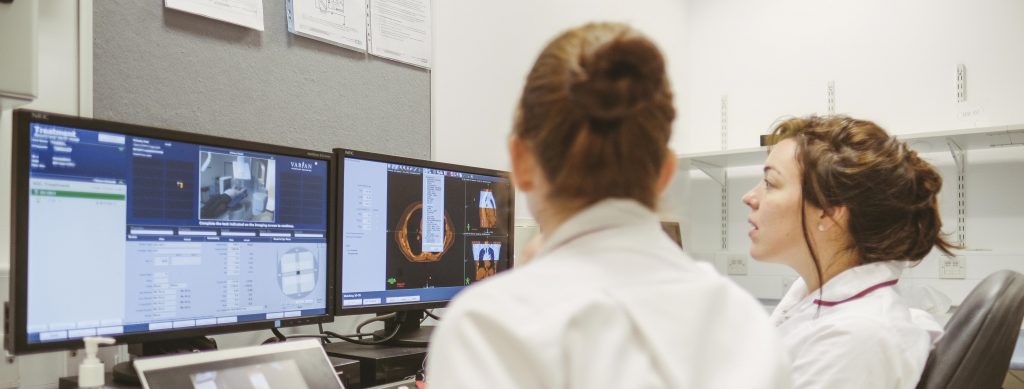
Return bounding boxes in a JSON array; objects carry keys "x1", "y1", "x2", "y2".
[{"x1": 569, "y1": 34, "x2": 666, "y2": 130}]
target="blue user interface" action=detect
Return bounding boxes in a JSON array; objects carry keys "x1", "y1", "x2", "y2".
[
  {"x1": 25, "y1": 122, "x2": 329, "y2": 343},
  {"x1": 340, "y1": 157, "x2": 512, "y2": 310}
]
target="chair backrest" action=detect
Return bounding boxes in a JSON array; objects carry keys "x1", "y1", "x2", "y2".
[{"x1": 916, "y1": 270, "x2": 1024, "y2": 389}]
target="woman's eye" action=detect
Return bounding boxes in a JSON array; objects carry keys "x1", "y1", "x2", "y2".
[{"x1": 763, "y1": 178, "x2": 773, "y2": 189}]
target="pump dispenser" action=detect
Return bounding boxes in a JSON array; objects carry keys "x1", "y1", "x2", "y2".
[{"x1": 78, "y1": 336, "x2": 116, "y2": 388}]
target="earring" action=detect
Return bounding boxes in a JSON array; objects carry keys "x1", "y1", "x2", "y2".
[{"x1": 817, "y1": 224, "x2": 825, "y2": 232}]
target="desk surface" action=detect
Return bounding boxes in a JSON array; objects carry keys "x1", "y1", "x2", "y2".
[{"x1": 58, "y1": 373, "x2": 138, "y2": 389}]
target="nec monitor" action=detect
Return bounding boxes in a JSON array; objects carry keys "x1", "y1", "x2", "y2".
[
  {"x1": 5, "y1": 110, "x2": 336, "y2": 355},
  {"x1": 334, "y1": 149, "x2": 513, "y2": 343}
]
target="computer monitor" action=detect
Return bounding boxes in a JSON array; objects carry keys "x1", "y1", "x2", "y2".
[
  {"x1": 5, "y1": 110, "x2": 336, "y2": 356},
  {"x1": 334, "y1": 149, "x2": 514, "y2": 345}
]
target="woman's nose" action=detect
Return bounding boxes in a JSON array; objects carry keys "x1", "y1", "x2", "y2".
[{"x1": 742, "y1": 185, "x2": 759, "y2": 209}]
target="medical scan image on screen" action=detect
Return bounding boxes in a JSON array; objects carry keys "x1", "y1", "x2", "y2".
[
  {"x1": 23, "y1": 122, "x2": 329, "y2": 344},
  {"x1": 340, "y1": 157, "x2": 511, "y2": 309},
  {"x1": 466, "y1": 239, "x2": 508, "y2": 283}
]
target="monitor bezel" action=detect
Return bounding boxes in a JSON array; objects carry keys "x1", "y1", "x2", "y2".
[
  {"x1": 6, "y1": 109, "x2": 337, "y2": 355},
  {"x1": 333, "y1": 148, "x2": 515, "y2": 316}
]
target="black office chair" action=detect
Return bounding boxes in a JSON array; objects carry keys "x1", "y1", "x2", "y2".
[{"x1": 916, "y1": 270, "x2": 1024, "y2": 389}]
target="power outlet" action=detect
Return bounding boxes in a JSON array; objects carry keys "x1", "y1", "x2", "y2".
[
  {"x1": 719, "y1": 253, "x2": 748, "y2": 276},
  {"x1": 939, "y1": 255, "x2": 967, "y2": 279}
]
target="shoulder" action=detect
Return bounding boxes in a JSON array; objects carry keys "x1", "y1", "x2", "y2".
[
  {"x1": 439, "y1": 265, "x2": 584, "y2": 332},
  {"x1": 807, "y1": 313, "x2": 896, "y2": 344},
  {"x1": 800, "y1": 309, "x2": 931, "y2": 361},
  {"x1": 787, "y1": 311, "x2": 934, "y2": 388}
]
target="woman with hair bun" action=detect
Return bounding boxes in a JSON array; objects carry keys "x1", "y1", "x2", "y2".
[
  {"x1": 742, "y1": 116, "x2": 953, "y2": 388},
  {"x1": 427, "y1": 23, "x2": 792, "y2": 389}
]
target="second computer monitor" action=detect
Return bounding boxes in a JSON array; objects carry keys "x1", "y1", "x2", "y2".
[
  {"x1": 6, "y1": 110, "x2": 334, "y2": 355},
  {"x1": 335, "y1": 149, "x2": 514, "y2": 315}
]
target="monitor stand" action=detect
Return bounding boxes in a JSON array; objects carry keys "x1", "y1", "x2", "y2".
[
  {"x1": 110, "y1": 336, "x2": 218, "y2": 385},
  {"x1": 373, "y1": 310, "x2": 434, "y2": 347}
]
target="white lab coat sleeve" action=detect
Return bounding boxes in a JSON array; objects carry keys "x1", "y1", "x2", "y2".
[
  {"x1": 790, "y1": 317, "x2": 923, "y2": 389},
  {"x1": 426, "y1": 293, "x2": 550, "y2": 389}
]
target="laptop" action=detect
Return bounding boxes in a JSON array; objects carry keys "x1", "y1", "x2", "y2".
[{"x1": 135, "y1": 339, "x2": 344, "y2": 389}]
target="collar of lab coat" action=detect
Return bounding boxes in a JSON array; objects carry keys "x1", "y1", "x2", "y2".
[
  {"x1": 536, "y1": 198, "x2": 657, "y2": 258},
  {"x1": 782, "y1": 260, "x2": 908, "y2": 310}
]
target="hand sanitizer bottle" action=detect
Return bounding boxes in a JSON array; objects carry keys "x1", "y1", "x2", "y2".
[{"x1": 78, "y1": 336, "x2": 116, "y2": 388}]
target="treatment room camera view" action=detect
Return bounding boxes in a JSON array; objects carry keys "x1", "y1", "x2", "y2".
[{"x1": 199, "y1": 151, "x2": 276, "y2": 223}]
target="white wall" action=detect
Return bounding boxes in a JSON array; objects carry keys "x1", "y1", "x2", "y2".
[
  {"x1": 1, "y1": 0, "x2": 85, "y2": 274},
  {"x1": 431, "y1": 0, "x2": 690, "y2": 219},
  {"x1": 678, "y1": 0, "x2": 1024, "y2": 154},
  {"x1": 1, "y1": 2, "x2": 90, "y2": 387},
  {"x1": 673, "y1": 0, "x2": 1024, "y2": 304}
]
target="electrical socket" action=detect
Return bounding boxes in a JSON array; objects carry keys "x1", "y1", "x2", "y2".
[
  {"x1": 718, "y1": 253, "x2": 748, "y2": 276},
  {"x1": 939, "y1": 255, "x2": 967, "y2": 279}
]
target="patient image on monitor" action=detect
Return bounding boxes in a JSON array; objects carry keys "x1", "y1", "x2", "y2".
[
  {"x1": 199, "y1": 151, "x2": 275, "y2": 223},
  {"x1": 478, "y1": 189, "x2": 497, "y2": 228},
  {"x1": 278, "y1": 247, "x2": 319, "y2": 299},
  {"x1": 465, "y1": 240, "x2": 508, "y2": 284},
  {"x1": 384, "y1": 170, "x2": 467, "y2": 290},
  {"x1": 465, "y1": 181, "x2": 510, "y2": 234},
  {"x1": 189, "y1": 359, "x2": 310, "y2": 389},
  {"x1": 472, "y1": 242, "x2": 501, "y2": 281},
  {"x1": 393, "y1": 202, "x2": 454, "y2": 263}
]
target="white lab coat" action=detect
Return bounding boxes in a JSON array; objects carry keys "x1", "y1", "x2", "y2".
[
  {"x1": 427, "y1": 199, "x2": 792, "y2": 389},
  {"x1": 771, "y1": 261, "x2": 944, "y2": 389}
]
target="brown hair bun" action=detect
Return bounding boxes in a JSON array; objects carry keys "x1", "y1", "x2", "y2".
[
  {"x1": 570, "y1": 35, "x2": 666, "y2": 126},
  {"x1": 513, "y1": 23, "x2": 675, "y2": 210}
]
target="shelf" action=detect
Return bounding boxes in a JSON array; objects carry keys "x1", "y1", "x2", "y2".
[
  {"x1": 901, "y1": 123, "x2": 1024, "y2": 153},
  {"x1": 677, "y1": 146, "x2": 766, "y2": 169},
  {"x1": 678, "y1": 123, "x2": 1024, "y2": 171}
]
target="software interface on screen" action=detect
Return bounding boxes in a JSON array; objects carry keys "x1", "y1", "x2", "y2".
[
  {"x1": 24, "y1": 122, "x2": 329, "y2": 344},
  {"x1": 340, "y1": 157, "x2": 512, "y2": 309}
]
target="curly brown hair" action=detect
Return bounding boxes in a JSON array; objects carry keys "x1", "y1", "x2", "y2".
[{"x1": 768, "y1": 116, "x2": 959, "y2": 276}]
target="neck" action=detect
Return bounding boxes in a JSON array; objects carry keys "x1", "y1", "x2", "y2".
[
  {"x1": 796, "y1": 247, "x2": 859, "y2": 297},
  {"x1": 533, "y1": 198, "x2": 586, "y2": 237}
]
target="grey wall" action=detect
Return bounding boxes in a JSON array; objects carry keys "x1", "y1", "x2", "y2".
[{"x1": 94, "y1": 0, "x2": 430, "y2": 158}]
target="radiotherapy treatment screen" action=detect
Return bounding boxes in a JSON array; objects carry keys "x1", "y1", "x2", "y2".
[
  {"x1": 340, "y1": 157, "x2": 512, "y2": 309},
  {"x1": 24, "y1": 122, "x2": 329, "y2": 343}
]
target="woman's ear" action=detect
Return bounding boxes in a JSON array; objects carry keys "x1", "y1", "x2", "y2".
[
  {"x1": 656, "y1": 151, "x2": 677, "y2": 194},
  {"x1": 509, "y1": 136, "x2": 535, "y2": 192},
  {"x1": 819, "y1": 205, "x2": 849, "y2": 231}
]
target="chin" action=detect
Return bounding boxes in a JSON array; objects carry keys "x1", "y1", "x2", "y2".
[{"x1": 748, "y1": 247, "x2": 775, "y2": 263}]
